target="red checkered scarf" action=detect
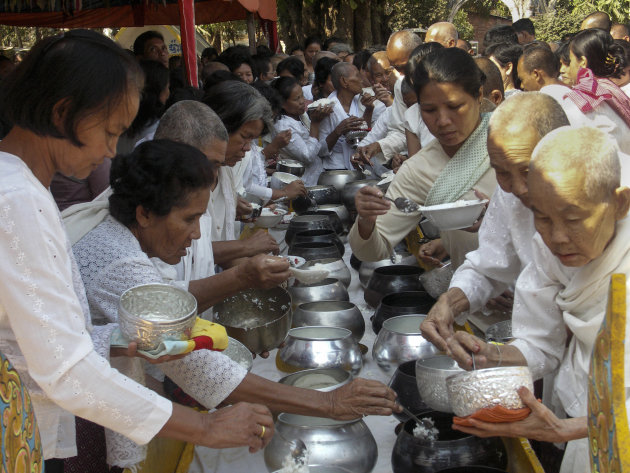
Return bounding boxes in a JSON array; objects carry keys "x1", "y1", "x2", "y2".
[{"x1": 565, "y1": 67, "x2": 630, "y2": 129}]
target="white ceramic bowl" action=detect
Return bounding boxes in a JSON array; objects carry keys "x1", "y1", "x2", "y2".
[
  {"x1": 271, "y1": 171, "x2": 301, "y2": 190},
  {"x1": 421, "y1": 199, "x2": 488, "y2": 231},
  {"x1": 255, "y1": 207, "x2": 287, "y2": 228},
  {"x1": 446, "y1": 366, "x2": 534, "y2": 417}
]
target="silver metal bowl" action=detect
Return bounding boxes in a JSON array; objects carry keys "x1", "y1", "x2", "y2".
[
  {"x1": 223, "y1": 336, "x2": 253, "y2": 372},
  {"x1": 301, "y1": 258, "x2": 351, "y2": 288},
  {"x1": 118, "y1": 283, "x2": 197, "y2": 351},
  {"x1": 278, "y1": 367, "x2": 352, "y2": 392},
  {"x1": 446, "y1": 366, "x2": 534, "y2": 417},
  {"x1": 277, "y1": 158, "x2": 306, "y2": 177},
  {"x1": 316, "y1": 204, "x2": 351, "y2": 229},
  {"x1": 271, "y1": 171, "x2": 301, "y2": 190},
  {"x1": 307, "y1": 185, "x2": 341, "y2": 204},
  {"x1": 419, "y1": 262, "x2": 454, "y2": 299},
  {"x1": 212, "y1": 287, "x2": 292, "y2": 353},
  {"x1": 277, "y1": 326, "x2": 362, "y2": 375},
  {"x1": 287, "y1": 278, "x2": 349, "y2": 309},
  {"x1": 372, "y1": 315, "x2": 439, "y2": 373},
  {"x1": 345, "y1": 129, "x2": 368, "y2": 149},
  {"x1": 416, "y1": 355, "x2": 464, "y2": 413},
  {"x1": 318, "y1": 170, "x2": 364, "y2": 193},
  {"x1": 264, "y1": 413, "x2": 377, "y2": 473},
  {"x1": 342, "y1": 179, "x2": 379, "y2": 211},
  {"x1": 293, "y1": 301, "x2": 365, "y2": 342}
]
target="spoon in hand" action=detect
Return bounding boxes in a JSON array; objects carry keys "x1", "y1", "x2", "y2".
[{"x1": 383, "y1": 196, "x2": 420, "y2": 213}]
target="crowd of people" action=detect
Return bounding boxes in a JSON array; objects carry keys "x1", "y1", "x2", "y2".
[{"x1": 0, "y1": 9, "x2": 629, "y2": 473}]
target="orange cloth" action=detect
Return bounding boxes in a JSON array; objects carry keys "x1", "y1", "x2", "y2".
[{"x1": 453, "y1": 405, "x2": 532, "y2": 427}]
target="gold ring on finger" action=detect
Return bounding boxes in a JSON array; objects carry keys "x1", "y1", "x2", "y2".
[{"x1": 259, "y1": 425, "x2": 266, "y2": 438}]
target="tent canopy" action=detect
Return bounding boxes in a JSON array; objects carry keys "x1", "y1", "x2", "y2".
[{"x1": 0, "y1": 0, "x2": 276, "y2": 27}]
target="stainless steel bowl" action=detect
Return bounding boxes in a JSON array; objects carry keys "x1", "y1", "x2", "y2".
[
  {"x1": 223, "y1": 336, "x2": 253, "y2": 372},
  {"x1": 285, "y1": 214, "x2": 333, "y2": 245},
  {"x1": 277, "y1": 326, "x2": 362, "y2": 375},
  {"x1": 287, "y1": 278, "x2": 349, "y2": 309},
  {"x1": 271, "y1": 171, "x2": 301, "y2": 190},
  {"x1": 307, "y1": 185, "x2": 341, "y2": 204},
  {"x1": 372, "y1": 315, "x2": 439, "y2": 373},
  {"x1": 317, "y1": 170, "x2": 364, "y2": 193},
  {"x1": 364, "y1": 264, "x2": 424, "y2": 308},
  {"x1": 446, "y1": 366, "x2": 534, "y2": 417},
  {"x1": 342, "y1": 179, "x2": 379, "y2": 211},
  {"x1": 301, "y1": 258, "x2": 351, "y2": 288},
  {"x1": 416, "y1": 355, "x2": 464, "y2": 413},
  {"x1": 300, "y1": 209, "x2": 344, "y2": 235},
  {"x1": 273, "y1": 467, "x2": 354, "y2": 473},
  {"x1": 345, "y1": 129, "x2": 368, "y2": 149},
  {"x1": 277, "y1": 158, "x2": 306, "y2": 177},
  {"x1": 212, "y1": 287, "x2": 292, "y2": 353},
  {"x1": 118, "y1": 283, "x2": 197, "y2": 351},
  {"x1": 372, "y1": 291, "x2": 436, "y2": 334},
  {"x1": 293, "y1": 301, "x2": 365, "y2": 342},
  {"x1": 358, "y1": 252, "x2": 418, "y2": 288},
  {"x1": 265, "y1": 413, "x2": 377, "y2": 473},
  {"x1": 485, "y1": 320, "x2": 513, "y2": 344},
  {"x1": 278, "y1": 367, "x2": 352, "y2": 392},
  {"x1": 419, "y1": 262, "x2": 454, "y2": 300}
]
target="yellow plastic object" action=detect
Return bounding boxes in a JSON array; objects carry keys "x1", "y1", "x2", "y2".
[
  {"x1": 502, "y1": 437, "x2": 545, "y2": 473},
  {"x1": 588, "y1": 274, "x2": 630, "y2": 472}
]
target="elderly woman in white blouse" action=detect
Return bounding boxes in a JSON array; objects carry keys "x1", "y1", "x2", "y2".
[
  {"x1": 73, "y1": 139, "x2": 400, "y2": 468},
  {"x1": 272, "y1": 76, "x2": 333, "y2": 186},
  {"x1": 0, "y1": 30, "x2": 273, "y2": 473},
  {"x1": 448, "y1": 127, "x2": 630, "y2": 473}
]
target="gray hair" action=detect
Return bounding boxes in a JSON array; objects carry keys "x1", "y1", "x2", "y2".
[
  {"x1": 331, "y1": 62, "x2": 355, "y2": 90},
  {"x1": 329, "y1": 43, "x2": 353, "y2": 55},
  {"x1": 488, "y1": 92, "x2": 569, "y2": 140},
  {"x1": 203, "y1": 80, "x2": 274, "y2": 136},
  {"x1": 530, "y1": 126, "x2": 621, "y2": 201},
  {"x1": 155, "y1": 100, "x2": 228, "y2": 150}
]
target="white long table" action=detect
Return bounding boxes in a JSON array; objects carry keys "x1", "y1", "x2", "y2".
[{"x1": 189, "y1": 238, "x2": 399, "y2": 473}]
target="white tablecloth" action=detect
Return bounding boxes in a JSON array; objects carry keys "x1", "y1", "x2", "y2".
[{"x1": 189, "y1": 237, "x2": 398, "y2": 473}]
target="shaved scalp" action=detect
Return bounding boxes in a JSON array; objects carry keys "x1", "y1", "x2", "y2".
[
  {"x1": 387, "y1": 30, "x2": 423, "y2": 56},
  {"x1": 489, "y1": 92, "x2": 569, "y2": 140},
  {"x1": 367, "y1": 51, "x2": 390, "y2": 73},
  {"x1": 521, "y1": 43, "x2": 560, "y2": 78},
  {"x1": 331, "y1": 62, "x2": 356, "y2": 89},
  {"x1": 530, "y1": 126, "x2": 620, "y2": 201},
  {"x1": 425, "y1": 22, "x2": 459, "y2": 46},
  {"x1": 581, "y1": 11, "x2": 612, "y2": 31}
]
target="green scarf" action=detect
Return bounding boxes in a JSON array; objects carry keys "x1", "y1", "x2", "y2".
[{"x1": 424, "y1": 112, "x2": 491, "y2": 206}]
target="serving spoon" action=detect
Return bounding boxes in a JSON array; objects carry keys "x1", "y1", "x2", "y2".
[{"x1": 383, "y1": 196, "x2": 421, "y2": 213}]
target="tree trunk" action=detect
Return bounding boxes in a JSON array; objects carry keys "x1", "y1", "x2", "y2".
[{"x1": 13, "y1": 27, "x2": 23, "y2": 49}]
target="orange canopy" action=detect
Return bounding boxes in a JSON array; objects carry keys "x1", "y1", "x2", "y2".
[{"x1": 0, "y1": 0, "x2": 276, "y2": 27}]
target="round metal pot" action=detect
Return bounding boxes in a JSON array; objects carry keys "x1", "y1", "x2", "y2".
[
  {"x1": 372, "y1": 291, "x2": 436, "y2": 334},
  {"x1": 212, "y1": 287, "x2": 292, "y2": 354},
  {"x1": 265, "y1": 412, "x2": 377, "y2": 473},
  {"x1": 287, "y1": 278, "x2": 349, "y2": 309},
  {"x1": 278, "y1": 367, "x2": 352, "y2": 392},
  {"x1": 276, "y1": 158, "x2": 305, "y2": 177},
  {"x1": 293, "y1": 185, "x2": 341, "y2": 213},
  {"x1": 342, "y1": 179, "x2": 379, "y2": 211},
  {"x1": 317, "y1": 170, "x2": 364, "y2": 192},
  {"x1": 118, "y1": 283, "x2": 197, "y2": 351},
  {"x1": 292, "y1": 229, "x2": 345, "y2": 257},
  {"x1": 358, "y1": 252, "x2": 418, "y2": 288},
  {"x1": 288, "y1": 241, "x2": 342, "y2": 261},
  {"x1": 223, "y1": 337, "x2": 253, "y2": 372},
  {"x1": 372, "y1": 314, "x2": 439, "y2": 372},
  {"x1": 388, "y1": 360, "x2": 431, "y2": 422},
  {"x1": 301, "y1": 258, "x2": 351, "y2": 288},
  {"x1": 485, "y1": 320, "x2": 513, "y2": 344},
  {"x1": 293, "y1": 300, "x2": 365, "y2": 342},
  {"x1": 316, "y1": 204, "x2": 350, "y2": 229},
  {"x1": 285, "y1": 214, "x2": 333, "y2": 245},
  {"x1": 364, "y1": 265, "x2": 424, "y2": 308},
  {"x1": 391, "y1": 412, "x2": 507, "y2": 473},
  {"x1": 277, "y1": 326, "x2": 362, "y2": 375},
  {"x1": 415, "y1": 355, "x2": 464, "y2": 413}
]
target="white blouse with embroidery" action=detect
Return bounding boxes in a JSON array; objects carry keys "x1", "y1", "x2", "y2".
[{"x1": 0, "y1": 152, "x2": 172, "y2": 460}]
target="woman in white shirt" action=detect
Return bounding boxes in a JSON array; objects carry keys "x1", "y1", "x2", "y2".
[
  {"x1": 0, "y1": 30, "x2": 273, "y2": 473},
  {"x1": 272, "y1": 77, "x2": 333, "y2": 186}
]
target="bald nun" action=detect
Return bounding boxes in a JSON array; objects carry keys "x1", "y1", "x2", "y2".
[{"x1": 446, "y1": 126, "x2": 630, "y2": 473}]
